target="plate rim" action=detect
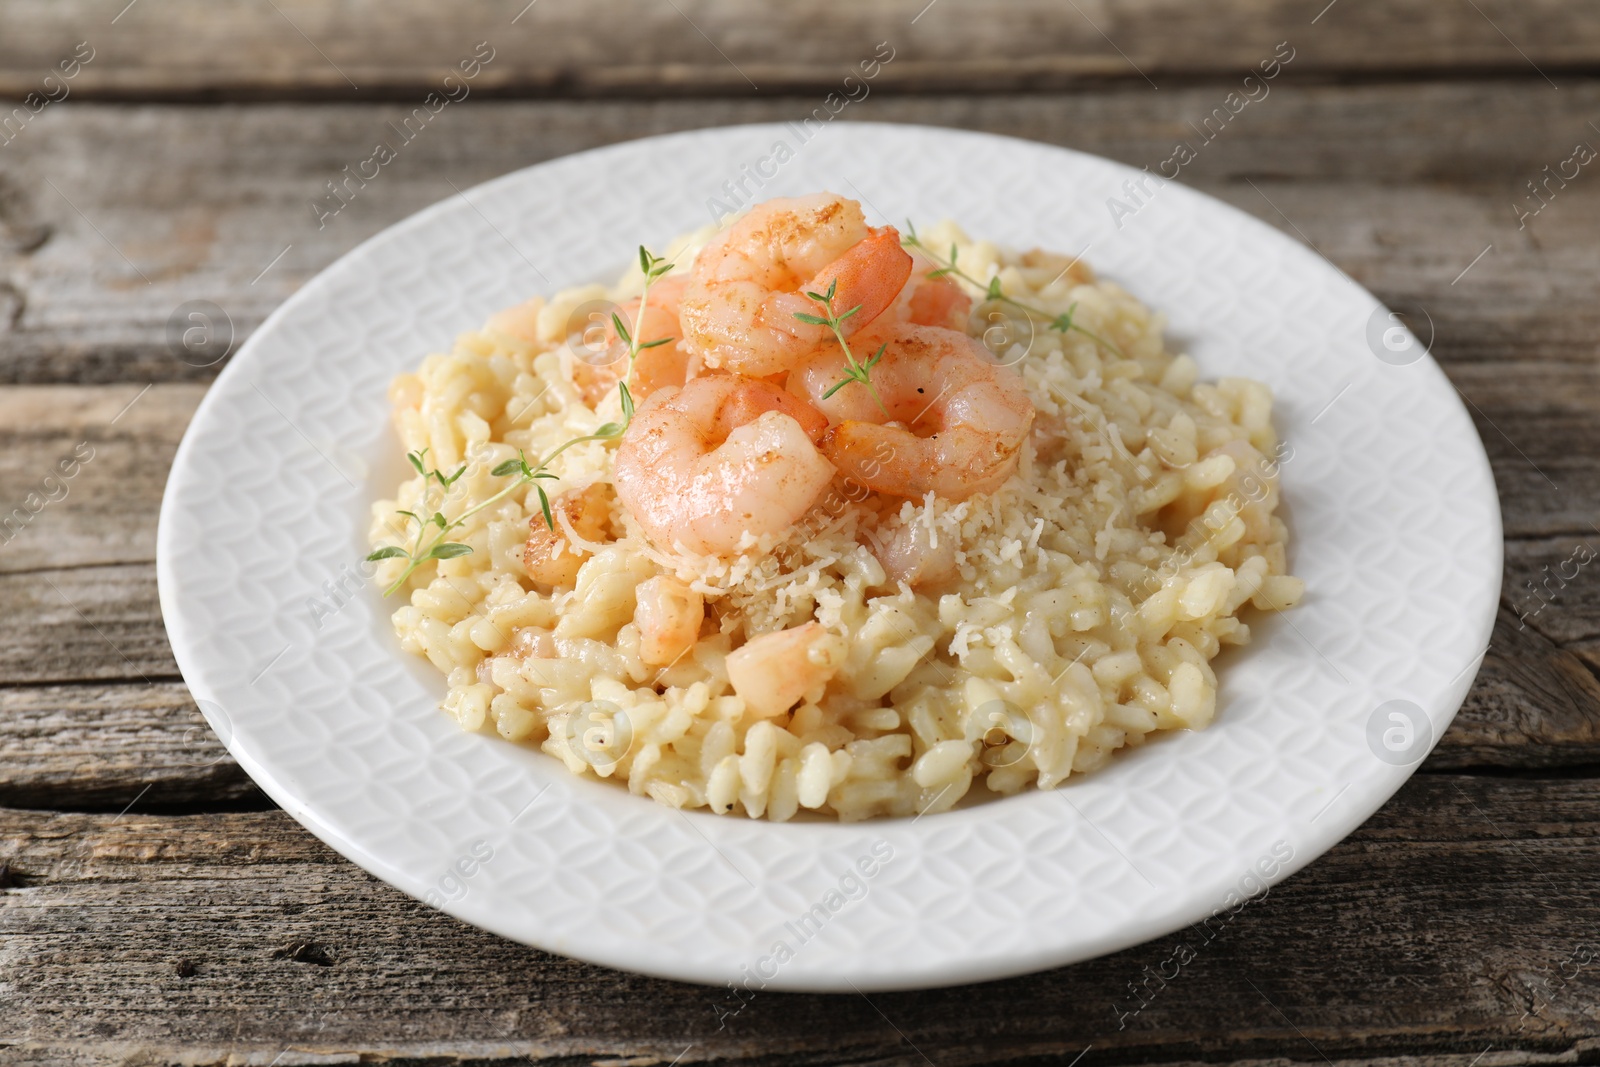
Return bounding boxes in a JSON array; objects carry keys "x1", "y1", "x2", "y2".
[{"x1": 157, "y1": 119, "x2": 1504, "y2": 991}]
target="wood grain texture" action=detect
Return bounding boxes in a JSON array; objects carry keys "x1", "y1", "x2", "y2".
[
  {"x1": 2, "y1": 0, "x2": 1598, "y2": 101},
  {"x1": 0, "y1": 682, "x2": 257, "y2": 811},
  {"x1": 3, "y1": 84, "x2": 1600, "y2": 389},
  {"x1": 1, "y1": 602, "x2": 1596, "y2": 811},
  {"x1": 0, "y1": 384, "x2": 1597, "y2": 802},
  {"x1": 0, "y1": 7, "x2": 1596, "y2": 1053},
  {"x1": 0, "y1": 375, "x2": 1592, "y2": 791},
  {"x1": 1, "y1": 774, "x2": 1596, "y2": 1065},
  {"x1": 0, "y1": 370, "x2": 1589, "y2": 575},
  {"x1": 0, "y1": 384, "x2": 199, "y2": 573},
  {"x1": 0, "y1": 562, "x2": 173, "y2": 684},
  {"x1": 1450, "y1": 364, "x2": 1600, "y2": 541},
  {"x1": 1427, "y1": 608, "x2": 1600, "y2": 772}
]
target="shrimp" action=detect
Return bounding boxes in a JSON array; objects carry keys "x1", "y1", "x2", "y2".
[
  {"x1": 875, "y1": 521, "x2": 959, "y2": 588},
  {"x1": 725, "y1": 621, "x2": 846, "y2": 718},
  {"x1": 523, "y1": 482, "x2": 610, "y2": 587},
  {"x1": 679, "y1": 193, "x2": 912, "y2": 376},
  {"x1": 613, "y1": 373, "x2": 835, "y2": 555},
  {"x1": 485, "y1": 295, "x2": 545, "y2": 345},
  {"x1": 633, "y1": 575, "x2": 705, "y2": 666},
  {"x1": 789, "y1": 323, "x2": 1035, "y2": 501},
  {"x1": 900, "y1": 251, "x2": 972, "y2": 331},
  {"x1": 570, "y1": 275, "x2": 692, "y2": 408}
]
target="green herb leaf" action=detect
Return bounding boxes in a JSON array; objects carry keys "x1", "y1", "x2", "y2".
[
  {"x1": 925, "y1": 267, "x2": 953, "y2": 279},
  {"x1": 532, "y1": 470, "x2": 558, "y2": 479},
  {"x1": 610, "y1": 312, "x2": 631, "y2": 346},
  {"x1": 986, "y1": 277, "x2": 1004, "y2": 301},
  {"x1": 637, "y1": 336, "x2": 674, "y2": 350},
  {"x1": 366, "y1": 546, "x2": 408, "y2": 561},
  {"x1": 428, "y1": 542, "x2": 473, "y2": 560},
  {"x1": 536, "y1": 485, "x2": 555, "y2": 531},
  {"x1": 490, "y1": 459, "x2": 524, "y2": 477},
  {"x1": 638, "y1": 245, "x2": 651, "y2": 275},
  {"x1": 793, "y1": 312, "x2": 830, "y2": 326},
  {"x1": 1049, "y1": 302, "x2": 1078, "y2": 333},
  {"x1": 820, "y1": 378, "x2": 851, "y2": 399},
  {"x1": 618, "y1": 380, "x2": 635, "y2": 421},
  {"x1": 594, "y1": 421, "x2": 623, "y2": 438},
  {"x1": 836, "y1": 304, "x2": 862, "y2": 323},
  {"x1": 864, "y1": 342, "x2": 887, "y2": 369},
  {"x1": 407, "y1": 450, "x2": 428, "y2": 476},
  {"x1": 432, "y1": 512, "x2": 447, "y2": 529}
]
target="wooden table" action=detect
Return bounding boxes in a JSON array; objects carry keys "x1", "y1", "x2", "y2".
[{"x1": 3, "y1": 2, "x2": 1599, "y2": 1063}]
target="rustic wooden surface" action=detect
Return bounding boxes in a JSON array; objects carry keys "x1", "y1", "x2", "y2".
[
  {"x1": 5, "y1": 0, "x2": 1600, "y2": 99},
  {"x1": 3, "y1": 2, "x2": 1600, "y2": 1064}
]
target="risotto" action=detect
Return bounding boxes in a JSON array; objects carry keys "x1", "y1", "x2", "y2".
[{"x1": 368, "y1": 193, "x2": 1303, "y2": 821}]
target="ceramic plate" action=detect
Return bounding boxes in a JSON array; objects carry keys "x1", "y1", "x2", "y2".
[{"x1": 157, "y1": 122, "x2": 1501, "y2": 991}]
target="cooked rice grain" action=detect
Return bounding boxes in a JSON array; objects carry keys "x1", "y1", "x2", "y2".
[{"x1": 369, "y1": 220, "x2": 1303, "y2": 821}]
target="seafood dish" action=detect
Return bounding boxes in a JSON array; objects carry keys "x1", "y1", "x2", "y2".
[{"x1": 368, "y1": 192, "x2": 1302, "y2": 820}]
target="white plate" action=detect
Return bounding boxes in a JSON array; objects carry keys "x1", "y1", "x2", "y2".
[{"x1": 158, "y1": 122, "x2": 1501, "y2": 991}]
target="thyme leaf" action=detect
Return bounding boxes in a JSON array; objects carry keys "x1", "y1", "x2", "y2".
[
  {"x1": 798, "y1": 287, "x2": 889, "y2": 417},
  {"x1": 373, "y1": 247, "x2": 675, "y2": 597},
  {"x1": 902, "y1": 221, "x2": 1124, "y2": 358}
]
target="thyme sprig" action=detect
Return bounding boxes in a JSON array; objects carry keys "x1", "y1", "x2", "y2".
[
  {"x1": 795, "y1": 278, "x2": 890, "y2": 417},
  {"x1": 365, "y1": 447, "x2": 530, "y2": 596},
  {"x1": 368, "y1": 246, "x2": 674, "y2": 596},
  {"x1": 610, "y1": 245, "x2": 677, "y2": 421},
  {"x1": 902, "y1": 221, "x2": 1124, "y2": 358}
]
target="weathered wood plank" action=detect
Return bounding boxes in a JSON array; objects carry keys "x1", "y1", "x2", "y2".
[
  {"x1": 0, "y1": 367, "x2": 1588, "y2": 556},
  {"x1": 1505, "y1": 536, "x2": 1600, "y2": 646},
  {"x1": 0, "y1": 7, "x2": 1591, "y2": 1056},
  {"x1": 2, "y1": 0, "x2": 1598, "y2": 101},
  {"x1": 1424, "y1": 607, "x2": 1600, "y2": 772},
  {"x1": 0, "y1": 92, "x2": 1593, "y2": 800},
  {"x1": 0, "y1": 774, "x2": 1595, "y2": 1065},
  {"x1": 0, "y1": 681, "x2": 257, "y2": 810},
  {"x1": 1, "y1": 84, "x2": 1598, "y2": 385},
  {"x1": 0, "y1": 563, "x2": 174, "y2": 684},
  {"x1": 2, "y1": 605, "x2": 1595, "y2": 812},
  {"x1": 2, "y1": 380, "x2": 1597, "y2": 806},
  {"x1": 0, "y1": 383, "x2": 200, "y2": 574},
  {"x1": 0, "y1": 365, "x2": 1587, "y2": 582},
  {"x1": 1410, "y1": 362, "x2": 1600, "y2": 543}
]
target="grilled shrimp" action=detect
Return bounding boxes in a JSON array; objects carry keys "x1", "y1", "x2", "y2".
[
  {"x1": 570, "y1": 275, "x2": 693, "y2": 408},
  {"x1": 612, "y1": 373, "x2": 835, "y2": 555},
  {"x1": 790, "y1": 323, "x2": 1035, "y2": 501},
  {"x1": 679, "y1": 193, "x2": 912, "y2": 376},
  {"x1": 633, "y1": 575, "x2": 705, "y2": 666},
  {"x1": 900, "y1": 251, "x2": 973, "y2": 331},
  {"x1": 524, "y1": 482, "x2": 610, "y2": 587},
  {"x1": 875, "y1": 520, "x2": 959, "y2": 588}
]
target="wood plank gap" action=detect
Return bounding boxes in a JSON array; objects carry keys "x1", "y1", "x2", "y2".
[{"x1": 1, "y1": 65, "x2": 1598, "y2": 105}]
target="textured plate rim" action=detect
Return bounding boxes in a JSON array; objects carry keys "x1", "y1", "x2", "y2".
[{"x1": 157, "y1": 121, "x2": 1503, "y2": 991}]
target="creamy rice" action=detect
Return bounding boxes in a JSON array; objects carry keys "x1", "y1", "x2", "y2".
[{"x1": 369, "y1": 219, "x2": 1303, "y2": 821}]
